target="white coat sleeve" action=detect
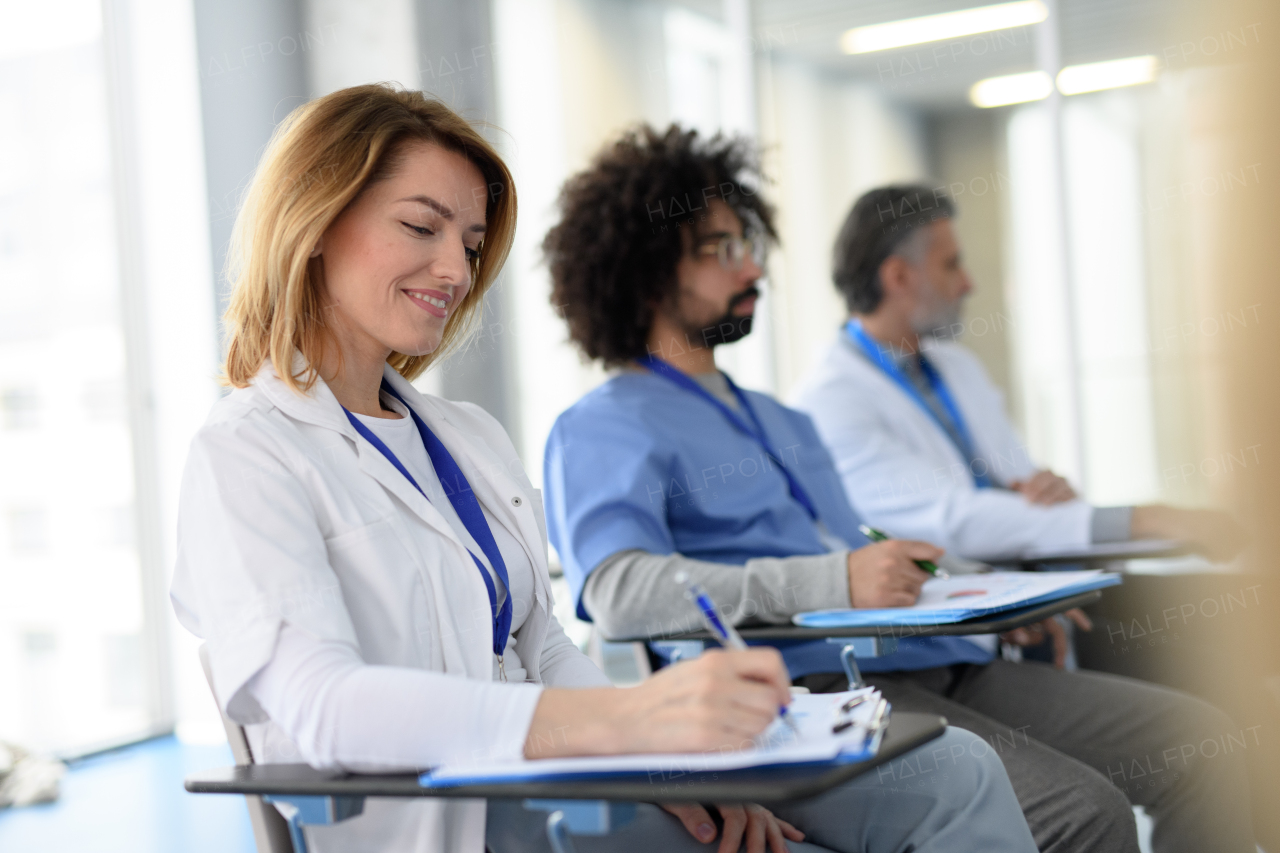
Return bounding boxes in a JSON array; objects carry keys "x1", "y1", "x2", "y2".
[
  {"x1": 800, "y1": 378, "x2": 1092, "y2": 562},
  {"x1": 248, "y1": 624, "x2": 543, "y2": 772},
  {"x1": 172, "y1": 416, "x2": 361, "y2": 723}
]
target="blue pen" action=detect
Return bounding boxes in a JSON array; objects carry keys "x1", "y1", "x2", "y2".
[{"x1": 674, "y1": 572, "x2": 801, "y2": 735}]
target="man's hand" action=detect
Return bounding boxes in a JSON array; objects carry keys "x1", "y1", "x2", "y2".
[
  {"x1": 847, "y1": 540, "x2": 940, "y2": 608},
  {"x1": 1009, "y1": 469, "x2": 1076, "y2": 505},
  {"x1": 661, "y1": 802, "x2": 804, "y2": 853},
  {"x1": 1131, "y1": 505, "x2": 1246, "y2": 562},
  {"x1": 1000, "y1": 608, "x2": 1093, "y2": 668}
]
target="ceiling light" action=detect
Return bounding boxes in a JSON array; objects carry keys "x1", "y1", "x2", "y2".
[
  {"x1": 1056, "y1": 55, "x2": 1159, "y2": 95},
  {"x1": 969, "y1": 70, "x2": 1053, "y2": 108},
  {"x1": 969, "y1": 55, "x2": 1162, "y2": 108},
  {"x1": 840, "y1": 0, "x2": 1047, "y2": 54}
]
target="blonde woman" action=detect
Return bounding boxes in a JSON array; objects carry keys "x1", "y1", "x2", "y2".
[{"x1": 171, "y1": 85, "x2": 1034, "y2": 853}]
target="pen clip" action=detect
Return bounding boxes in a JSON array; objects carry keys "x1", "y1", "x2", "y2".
[
  {"x1": 831, "y1": 692, "x2": 875, "y2": 734},
  {"x1": 840, "y1": 694, "x2": 868, "y2": 713},
  {"x1": 866, "y1": 697, "x2": 891, "y2": 733}
]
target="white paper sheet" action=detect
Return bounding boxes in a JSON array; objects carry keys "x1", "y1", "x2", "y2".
[{"x1": 419, "y1": 689, "x2": 884, "y2": 787}]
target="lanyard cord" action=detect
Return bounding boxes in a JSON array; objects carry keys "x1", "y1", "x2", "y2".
[
  {"x1": 634, "y1": 354, "x2": 821, "y2": 520},
  {"x1": 844, "y1": 320, "x2": 992, "y2": 488},
  {"x1": 342, "y1": 381, "x2": 514, "y2": 658}
]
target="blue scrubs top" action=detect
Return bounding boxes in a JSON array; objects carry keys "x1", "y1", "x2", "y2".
[{"x1": 543, "y1": 371, "x2": 994, "y2": 677}]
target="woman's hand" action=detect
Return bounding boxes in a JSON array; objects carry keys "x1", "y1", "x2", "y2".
[
  {"x1": 661, "y1": 802, "x2": 804, "y2": 853},
  {"x1": 613, "y1": 648, "x2": 793, "y2": 754},
  {"x1": 524, "y1": 648, "x2": 792, "y2": 758}
]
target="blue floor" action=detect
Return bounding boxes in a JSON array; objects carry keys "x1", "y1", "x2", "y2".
[{"x1": 0, "y1": 736, "x2": 255, "y2": 853}]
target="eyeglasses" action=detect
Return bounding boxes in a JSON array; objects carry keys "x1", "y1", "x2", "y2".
[{"x1": 693, "y1": 233, "x2": 765, "y2": 271}]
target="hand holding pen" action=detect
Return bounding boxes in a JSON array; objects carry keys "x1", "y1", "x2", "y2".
[
  {"x1": 674, "y1": 572, "x2": 802, "y2": 735},
  {"x1": 846, "y1": 529, "x2": 946, "y2": 608},
  {"x1": 859, "y1": 525, "x2": 951, "y2": 580}
]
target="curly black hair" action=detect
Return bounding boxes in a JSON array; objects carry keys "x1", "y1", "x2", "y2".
[{"x1": 542, "y1": 124, "x2": 777, "y2": 366}]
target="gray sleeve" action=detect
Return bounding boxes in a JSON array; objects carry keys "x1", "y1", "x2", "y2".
[
  {"x1": 1090, "y1": 506, "x2": 1134, "y2": 543},
  {"x1": 581, "y1": 549, "x2": 851, "y2": 640}
]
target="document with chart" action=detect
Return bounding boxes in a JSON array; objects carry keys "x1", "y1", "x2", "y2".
[{"x1": 793, "y1": 570, "x2": 1121, "y2": 628}]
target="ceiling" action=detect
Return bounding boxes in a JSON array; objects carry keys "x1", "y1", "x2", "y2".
[{"x1": 744, "y1": 0, "x2": 1214, "y2": 110}]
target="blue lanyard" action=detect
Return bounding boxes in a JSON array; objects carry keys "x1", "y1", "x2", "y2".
[
  {"x1": 844, "y1": 320, "x2": 992, "y2": 488},
  {"x1": 635, "y1": 354, "x2": 820, "y2": 520},
  {"x1": 342, "y1": 381, "x2": 513, "y2": 659}
]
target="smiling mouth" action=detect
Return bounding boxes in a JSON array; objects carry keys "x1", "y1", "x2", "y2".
[{"x1": 407, "y1": 291, "x2": 448, "y2": 310}]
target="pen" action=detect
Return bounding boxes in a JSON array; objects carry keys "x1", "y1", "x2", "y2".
[
  {"x1": 858, "y1": 525, "x2": 951, "y2": 579},
  {"x1": 674, "y1": 572, "x2": 801, "y2": 735}
]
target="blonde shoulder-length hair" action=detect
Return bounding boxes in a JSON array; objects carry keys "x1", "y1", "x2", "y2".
[{"x1": 222, "y1": 84, "x2": 517, "y2": 392}]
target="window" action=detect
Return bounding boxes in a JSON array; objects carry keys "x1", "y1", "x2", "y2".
[
  {"x1": 7, "y1": 509, "x2": 48, "y2": 553},
  {"x1": 0, "y1": 389, "x2": 39, "y2": 429},
  {"x1": 0, "y1": 0, "x2": 157, "y2": 754}
]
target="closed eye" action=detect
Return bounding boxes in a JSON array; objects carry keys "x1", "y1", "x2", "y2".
[
  {"x1": 465, "y1": 246, "x2": 480, "y2": 261},
  {"x1": 402, "y1": 221, "x2": 434, "y2": 237}
]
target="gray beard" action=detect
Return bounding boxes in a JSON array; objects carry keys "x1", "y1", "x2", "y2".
[{"x1": 912, "y1": 300, "x2": 964, "y2": 342}]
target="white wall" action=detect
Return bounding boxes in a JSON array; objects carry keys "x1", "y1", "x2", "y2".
[
  {"x1": 490, "y1": 0, "x2": 664, "y2": 483},
  {"x1": 303, "y1": 0, "x2": 420, "y2": 96},
  {"x1": 757, "y1": 57, "x2": 928, "y2": 395}
]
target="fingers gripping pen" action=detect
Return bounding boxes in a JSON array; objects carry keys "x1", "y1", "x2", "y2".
[
  {"x1": 674, "y1": 572, "x2": 801, "y2": 735},
  {"x1": 858, "y1": 525, "x2": 951, "y2": 579}
]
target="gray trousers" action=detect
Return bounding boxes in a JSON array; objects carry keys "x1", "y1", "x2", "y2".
[
  {"x1": 486, "y1": 727, "x2": 1036, "y2": 853},
  {"x1": 798, "y1": 660, "x2": 1255, "y2": 853}
]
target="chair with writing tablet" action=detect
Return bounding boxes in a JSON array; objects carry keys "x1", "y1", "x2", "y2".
[
  {"x1": 191, "y1": 645, "x2": 945, "y2": 853},
  {"x1": 196, "y1": 643, "x2": 655, "y2": 853},
  {"x1": 620, "y1": 588, "x2": 1109, "y2": 689}
]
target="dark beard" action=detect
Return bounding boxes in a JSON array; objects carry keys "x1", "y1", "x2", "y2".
[{"x1": 696, "y1": 286, "x2": 758, "y2": 347}]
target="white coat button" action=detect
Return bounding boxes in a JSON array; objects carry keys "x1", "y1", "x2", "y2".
[{"x1": 511, "y1": 496, "x2": 523, "y2": 507}]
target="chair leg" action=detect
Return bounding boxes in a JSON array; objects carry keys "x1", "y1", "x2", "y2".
[
  {"x1": 264, "y1": 795, "x2": 364, "y2": 853},
  {"x1": 545, "y1": 810, "x2": 577, "y2": 853},
  {"x1": 268, "y1": 800, "x2": 311, "y2": 853}
]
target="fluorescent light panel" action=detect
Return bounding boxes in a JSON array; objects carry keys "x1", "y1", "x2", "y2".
[
  {"x1": 969, "y1": 71, "x2": 1053, "y2": 108},
  {"x1": 1056, "y1": 55, "x2": 1159, "y2": 95},
  {"x1": 840, "y1": 0, "x2": 1047, "y2": 55},
  {"x1": 969, "y1": 55, "x2": 1161, "y2": 107}
]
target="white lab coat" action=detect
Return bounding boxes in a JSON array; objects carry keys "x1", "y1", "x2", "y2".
[
  {"x1": 790, "y1": 335, "x2": 1093, "y2": 561},
  {"x1": 171, "y1": 359, "x2": 606, "y2": 852}
]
